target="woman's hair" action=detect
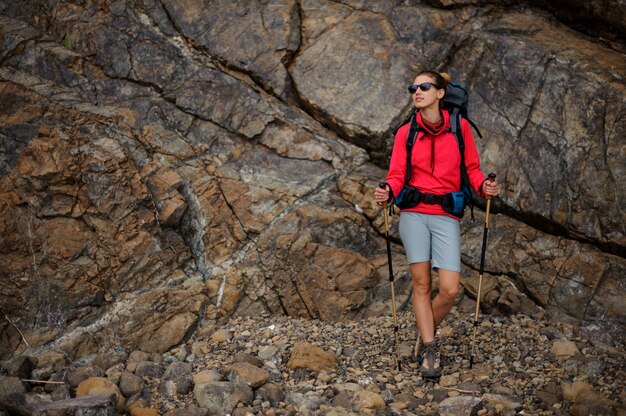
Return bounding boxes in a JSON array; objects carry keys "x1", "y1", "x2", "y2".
[{"x1": 417, "y1": 70, "x2": 451, "y2": 89}]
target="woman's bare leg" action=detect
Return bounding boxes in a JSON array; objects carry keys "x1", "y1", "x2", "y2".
[
  {"x1": 431, "y1": 269, "x2": 460, "y2": 328},
  {"x1": 411, "y1": 261, "x2": 435, "y2": 342}
]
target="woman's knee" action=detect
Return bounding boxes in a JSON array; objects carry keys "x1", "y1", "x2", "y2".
[
  {"x1": 438, "y1": 271, "x2": 461, "y2": 300},
  {"x1": 438, "y1": 284, "x2": 459, "y2": 301},
  {"x1": 413, "y1": 280, "x2": 431, "y2": 296}
]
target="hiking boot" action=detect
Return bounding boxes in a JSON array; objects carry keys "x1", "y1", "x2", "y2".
[
  {"x1": 420, "y1": 341, "x2": 441, "y2": 379},
  {"x1": 411, "y1": 337, "x2": 424, "y2": 364}
]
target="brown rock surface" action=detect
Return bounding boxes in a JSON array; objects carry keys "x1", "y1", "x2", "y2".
[
  {"x1": 286, "y1": 342, "x2": 339, "y2": 373},
  {"x1": 225, "y1": 362, "x2": 269, "y2": 388},
  {"x1": 76, "y1": 376, "x2": 125, "y2": 413},
  {"x1": 0, "y1": 0, "x2": 623, "y2": 365}
]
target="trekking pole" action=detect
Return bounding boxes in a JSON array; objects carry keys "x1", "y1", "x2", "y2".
[
  {"x1": 470, "y1": 173, "x2": 496, "y2": 368},
  {"x1": 379, "y1": 183, "x2": 401, "y2": 371}
]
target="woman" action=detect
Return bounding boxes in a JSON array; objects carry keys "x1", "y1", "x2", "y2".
[{"x1": 374, "y1": 70, "x2": 499, "y2": 379}]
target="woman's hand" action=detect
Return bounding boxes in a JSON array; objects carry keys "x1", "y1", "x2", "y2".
[
  {"x1": 483, "y1": 179, "x2": 500, "y2": 199},
  {"x1": 374, "y1": 184, "x2": 390, "y2": 204}
]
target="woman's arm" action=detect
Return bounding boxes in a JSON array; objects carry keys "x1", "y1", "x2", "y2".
[
  {"x1": 385, "y1": 123, "x2": 410, "y2": 198},
  {"x1": 461, "y1": 120, "x2": 487, "y2": 197},
  {"x1": 462, "y1": 120, "x2": 499, "y2": 198}
]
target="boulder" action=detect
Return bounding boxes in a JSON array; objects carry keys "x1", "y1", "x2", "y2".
[
  {"x1": 76, "y1": 377, "x2": 125, "y2": 413},
  {"x1": 225, "y1": 362, "x2": 269, "y2": 388},
  {"x1": 287, "y1": 342, "x2": 339, "y2": 373},
  {"x1": 193, "y1": 381, "x2": 253, "y2": 415}
]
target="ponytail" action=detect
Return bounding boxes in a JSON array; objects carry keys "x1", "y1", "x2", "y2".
[{"x1": 439, "y1": 72, "x2": 451, "y2": 86}]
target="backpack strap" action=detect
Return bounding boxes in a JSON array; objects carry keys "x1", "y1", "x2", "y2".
[
  {"x1": 449, "y1": 108, "x2": 475, "y2": 221},
  {"x1": 404, "y1": 110, "x2": 420, "y2": 185},
  {"x1": 467, "y1": 118, "x2": 483, "y2": 139}
]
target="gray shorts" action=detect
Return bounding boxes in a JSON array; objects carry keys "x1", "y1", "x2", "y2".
[{"x1": 399, "y1": 212, "x2": 461, "y2": 273}]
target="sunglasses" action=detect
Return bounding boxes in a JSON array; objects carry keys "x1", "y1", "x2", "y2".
[{"x1": 408, "y1": 82, "x2": 441, "y2": 94}]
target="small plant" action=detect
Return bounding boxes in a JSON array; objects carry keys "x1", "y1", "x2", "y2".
[{"x1": 62, "y1": 33, "x2": 76, "y2": 50}]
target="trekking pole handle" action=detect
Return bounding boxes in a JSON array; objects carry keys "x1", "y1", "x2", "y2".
[
  {"x1": 379, "y1": 183, "x2": 390, "y2": 231},
  {"x1": 485, "y1": 173, "x2": 496, "y2": 226},
  {"x1": 378, "y1": 182, "x2": 389, "y2": 206},
  {"x1": 485, "y1": 173, "x2": 496, "y2": 200}
]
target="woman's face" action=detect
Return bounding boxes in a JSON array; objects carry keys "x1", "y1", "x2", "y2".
[{"x1": 411, "y1": 75, "x2": 445, "y2": 110}]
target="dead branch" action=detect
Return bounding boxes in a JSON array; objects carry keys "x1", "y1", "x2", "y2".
[{"x1": 3, "y1": 314, "x2": 30, "y2": 348}]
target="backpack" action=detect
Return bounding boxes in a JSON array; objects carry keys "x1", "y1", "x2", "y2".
[{"x1": 393, "y1": 82, "x2": 482, "y2": 220}]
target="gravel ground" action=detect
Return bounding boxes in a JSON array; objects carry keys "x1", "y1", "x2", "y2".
[{"x1": 144, "y1": 305, "x2": 625, "y2": 415}]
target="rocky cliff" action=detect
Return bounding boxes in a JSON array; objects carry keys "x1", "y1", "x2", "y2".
[{"x1": 0, "y1": 0, "x2": 624, "y2": 362}]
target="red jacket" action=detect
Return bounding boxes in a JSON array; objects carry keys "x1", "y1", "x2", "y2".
[{"x1": 386, "y1": 110, "x2": 486, "y2": 219}]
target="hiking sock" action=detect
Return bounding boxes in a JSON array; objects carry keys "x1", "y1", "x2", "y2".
[{"x1": 412, "y1": 337, "x2": 424, "y2": 364}]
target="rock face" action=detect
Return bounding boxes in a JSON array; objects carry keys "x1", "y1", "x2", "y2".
[{"x1": 0, "y1": 0, "x2": 624, "y2": 361}]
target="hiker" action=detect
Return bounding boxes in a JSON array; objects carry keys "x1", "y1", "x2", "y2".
[{"x1": 374, "y1": 70, "x2": 500, "y2": 379}]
